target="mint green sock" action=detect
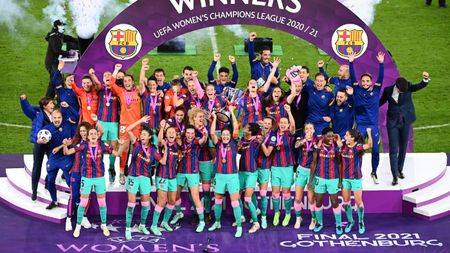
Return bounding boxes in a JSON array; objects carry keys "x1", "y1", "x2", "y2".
[
  {"x1": 198, "y1": 212, "x2": 204, "y2": 221},
  {"x1": 141, "y1": 205, "x2": 149, "y2": 225},
  {"x1": 239, "y1": 198, "x2": 244, "y2": 216},
  {"x1": 252, "y1": 194, "x2": 258, "y2": 210},
  {"x1": 261, "y1": 196, "x2": 268, "y2": 216},
  {"x1": 333, "y1": 208, "x2": 342, "y2": 227},
  {"x1": 126, "y1": 205, "x2": 135, "y2": 227},
  {"x1": 213, "y1": 204, "x2": 222, "y2": 222},
  {"x1": 204, "y1": 191, "x2": 211, "y2": 213},
  {"x1": 77, "y1": 205, "x2": 86, "y2": 225},
  {"x1": 272, "y1": 197, "x2": 280, "y2": 214},
  {"x1": 247, "y1": 200, "x2": 257, "y2": 222},
  {"x1": 175, "y1": 204, "x2": 182, "y2": 213},
  {"x1": 162, "y1": 207, "x2": 173, "y2": 223},
  {"x1": 343, "y1": 204, "x2": 354, "y2": 223},
  {"x1": 233, "y1": 206, "x2": 242, "y2": 226},
  {"x1": 99, "y1": 206, "x2": 107, "y2": 224},
  {"x1": 152, "y1": 209, "x2": 162, "y2": 226},
  {"x1": 315, "y1": 209, "x2": 323, "y2": 226},
  {"x1": 357, "y1": 207, "x2": 364, "y2": 223},
  {"x1": 310, "y1": 204, "x2": 316, "y2": 219},
  {"x1": 109, "y1": 155, "x2": 116, "y2": 169},
  {"x1": 284, "y1": 198, "x2": 292, "y2": 215}
]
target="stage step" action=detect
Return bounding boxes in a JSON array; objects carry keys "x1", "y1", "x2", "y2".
[
  {"x1": 0, "y1": 178, "x2": 66, "y2": 223},
  {"x1": 6, "y1": 168, "x2": 69, "y2": 208},
  {"x1": 413, "y1": 195, "x2": 450, "y2": 221},
  {"x1": 403, "y1": 167, "x2": 450, "y2": 207}
]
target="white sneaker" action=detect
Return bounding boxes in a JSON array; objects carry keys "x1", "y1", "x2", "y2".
[
  {"x1": 371, "y1": 173, "x2": 379, "y2": 184},
  {"x1": 232, "y1": 216, "x2": 246, "y2": 227},
  {"x1": 81, "y1": 217, "x2": 92, "y2": 229},
  {"x1": 73, "y1": 224, "x2": 81, "y2": 238},
  {"x1": 294, "y1": 217, "x2": 302, "y2": 229},
  {"x1": 65, "y1": 217, "x2": 73, "y2": 231},
  {"x1": 101, "y1": 224, "x2": 110, "y2": 237},
  {"x1": 249, "y1": 222, "x2": 260, "y2": 234},
  {"x1": 308, "y1": 218, "x2": 317, "y2": 230}
]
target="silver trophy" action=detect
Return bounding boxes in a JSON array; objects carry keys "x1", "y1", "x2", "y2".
[{"x1": 223, "y1": 87, "x2": 242, "y2": 104}]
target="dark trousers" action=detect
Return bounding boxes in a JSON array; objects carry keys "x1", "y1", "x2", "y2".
[
  {"x1": 426, "y1": 0, "x2": 446, "y2": 6},
  {"x1": 45, "y1": 65, "x2": 58, "y2": 98},
  {"x1": 32, "y1": 143, "x2": 49, "y2": 194},
  {"x1": 387, "y1": 123, "x2": 411, "y2": 179}
]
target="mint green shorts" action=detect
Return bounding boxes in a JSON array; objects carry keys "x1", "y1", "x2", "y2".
[
  {"x1": 343, "y1": 178, "x2": 363, "y2": 191},
  {"x1": 215, "y1": 173, "x2": 240, "y2": 195},
  {"x1": 295, "y1": 166, "x2": 315, "y2": 187},
  {"x1": 314, "y1": 177, "x2": 340, "y2": 195},
  {"x1": 126, "y1": 176, "x2": 151, "y2": 195},
  {"x1": 199, "y1": 161, "x2": 215, "y2": 181},
  {"x1": 271, "y1": 166, "x2": 294, "y2": 188},
  {"x1": 155, "y1": 177, "x2": 178, "y2": 192},
  {"x1": 177, "y1": 173, "x2": 200, "y2": 188},
  {"x1": 99, "y1": 120, "x2": 118, "y2": 141},
  {"x1": 257, "y1": 168, "x2": 270, "y2": 184},
  {"x1": 239, "y1": 171, "x2": 258, "y2": 190},
  {"x1": 80, "y1": 176, "x2": 106, "y2": 195}
]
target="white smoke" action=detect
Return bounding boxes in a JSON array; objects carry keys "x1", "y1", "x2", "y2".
[
  {"x1": 42, "y1": 0, "x2": 66, "y2": 24},
  {"x1": 338, "y1": 0, "x2": 382, "y2": 26},
  {"x1": 224, "y1": 24, "x2": 249, "y2": 38},
  {"x1": 0, "y1": 0, "x2": 31, "y2": 32}
]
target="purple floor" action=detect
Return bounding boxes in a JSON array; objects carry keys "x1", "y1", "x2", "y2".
[{"x1": 1, "y1": 154, "x2": 449, "y2": 253}]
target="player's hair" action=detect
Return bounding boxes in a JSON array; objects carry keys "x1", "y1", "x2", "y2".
[
  {"x1": 147, "y1": 75, "x2": 158, "y2": 83},
  {"x1": 337, "y1": 88, "x2": 348, "y2": 95},
  {"x1": 124, "y1": 74, "x2": 135, "y2": 81},
  {"x1": 117, "y1": 69, "x2": 126, "y2": 75},
  {"x1": 360, "y1": 73, "x2": 373, "y2": 80},
  {"x1": 218, "y1": 67, "x2": 230, "y2": 75},
  {"x1": 347, "y1": 129, "x2": 365, "y2": 156},
  {"x1": 175, "y1": 107, "x2": 186, "y2": 115},
  {"x1": 64, "y1": 74, "x2": 74, "y2": 83},
  {"x1": 188, "y1": 107, "x2": 206, "y2": 125},
  {"x1": 321, "y1": 126, "x2": 334, "y2": 136},
  {"x1": 73, "y1": 122, "x2": 92, "y2": 145},
  {"x1": 263, "y1": 116, "x2": 276, "y2": 131},
  {"x1": 164, "y1": 126, "x2": 177, "y2": 138},
  {"x1": 314, "y1": 72, "x2": 326, "y2": 80},
  {"x1": 247, "y1": 123, "x2": 260, "y2": 136},
  {"x1": 395, "y1": 77, "x2": 409, "y2": 93},
  {"x1": 81, "y1": 75, "x2": 92, "y2": 82},
  {"x1": 205, "y1": 83, "x2": 216, "y2": 90},
  {"x1": 141, "y1": 126, "x2": 154, "y2": 142},
  {"x1": 185, "y1": 124, "x2": 196, "y2": 132},
  {"x1": 304, "y1": 122, "x2": 315, "y2": 130},
  {"x1": 301, "y1": 66, "x2": 310, "y2": 74},
  {"x1": 260, "y1": 46, "x2": 271, "y2": 54},
  {"x1": 153, "y1": 68, "x2": 165, "y2": 76},
  {"x1": 266, "y1": 86, "x2": 285, "y2": 106},
  {"x1": 183, "y1": 66, "x2": 194, "y2": 72},
  {"x1": 171, "y1": 79, "x2": 181, "y2": 87},
  {"x1": 39, "y1": 97, "x2": 53, "y2": 109},
  {"x1": 221, "y1": 127, "x2": 232, "y2": 135}
]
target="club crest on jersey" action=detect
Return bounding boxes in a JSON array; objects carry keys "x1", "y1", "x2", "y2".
[
  {"x1": 331, "y1": 24, "x2": 368, "y2": 60},
  {"x1": 105, "y1": 24, "x2": 142, "y2": 60}
]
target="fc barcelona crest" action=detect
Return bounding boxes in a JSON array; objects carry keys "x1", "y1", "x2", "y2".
[
  {"x1": 105, "y1": 24, "x2": 142, "y2": 60},
  {"x1": 331, "y1": 24, "x2": 368, "y2": 60}
]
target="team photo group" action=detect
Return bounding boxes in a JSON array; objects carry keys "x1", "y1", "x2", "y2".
[{"x1": 21, "y1": 26, "x2": 430, "y2": 242}]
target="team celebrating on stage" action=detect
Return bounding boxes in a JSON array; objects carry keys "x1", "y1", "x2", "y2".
[{"x1": 22, "y1": 30, "x2": 426, "y2": 239}]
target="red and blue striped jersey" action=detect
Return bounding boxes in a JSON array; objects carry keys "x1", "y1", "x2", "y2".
[
  {"x1": 202, "y1": 96, "x2": 228, "y2": 130},
  {"x1": 167, "y1": 117, "x2": 186, "y2": 135},
  {"x1": 71, "y1": 141, "x2": 85, "y2": 174},
  {"x1": 186, "y1": 93, "x2": 202, "y2": 111},
  {"x1": 76, "y1": 141, "x2": 113, "y2": 178},
  {"x1": 256, "y1": 131, "x2": 276, "y2": 169},
  {"x1": 341, "y1": 144, "x2": 364, "y2": 179},
  {"x1": 266, "y1": 100, "x2": 288, "y2": 126},
  {"x1": 272, "y1": 130, "x2": 296, "y2": 167},
  {"x1": 178, "y1": 139, "x2": 201, "y2": 174},
  {"x1": 239, "y1": 137, "x2": 260, "y2": 172},
  {"x1": 97, "y1": 87, "x2": 119, "y2": 123},
  {"x1": 215, "y1": 139, "x2": 239, "y2": 174},
  {"x1": 156, "y1": 142, "x2": 180, "y2": 179},
  {"x1": 315, "y1": 143, "x2": 340, "y2": 179},
  {"x1": 129, "y1": 141, "x2": 161, "y2": 177},
  {"x1": 240, "y1": 92, "x2": 264, "y2": 126},
  {"x1": 195, "y1": 126, "x2": 213, "y2": 161},
  {"x1": 297, "y1": 136, "x2": 318, "y2": 169},
  {"x1": 141, "y1": 91, "x2": 163, "y2": 129}
]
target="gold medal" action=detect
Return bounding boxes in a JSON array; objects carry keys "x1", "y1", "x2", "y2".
[
  {"x1": 59, "y1": 127, "x2": 63, "y2": 132},
  {"x1": 127, "y1": 105, "x2": 131, "y2": 109},
  {"x1": 87, "y1": 106, "x2": 91, "y2": 111},
  {"x1": 277, "y1": 146, "x2": 281, "y2": 150},
  {"x1": 222, "y1": 159, "x2": 226, "y2": 163},
  {"x1": 339, "y1": 108, "x2": 343, "y2": 112},
  {"x1": 255, "y1": 112, "x2": 259, "y2": 116},
  {"x1": 106, "y1": 102, "x2": 110, "y2": 107}
]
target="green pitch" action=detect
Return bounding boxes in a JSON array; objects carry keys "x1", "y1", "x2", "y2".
[{"x1": 0, "y1": 0, "x2": 449, "y2": 153}]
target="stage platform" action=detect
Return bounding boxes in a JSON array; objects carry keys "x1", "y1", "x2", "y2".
[{"x1": 0, "y1": 153, "x2": 449, "y2": 224}]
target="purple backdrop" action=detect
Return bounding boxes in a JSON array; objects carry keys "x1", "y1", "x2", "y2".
[{"x1": 74, "y1": 0, "x2": 407, "y2": 152}]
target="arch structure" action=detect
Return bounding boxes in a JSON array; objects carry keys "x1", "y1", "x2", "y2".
[{"x1": 74, "y1": 0, "x2": 408, "y2": 152}]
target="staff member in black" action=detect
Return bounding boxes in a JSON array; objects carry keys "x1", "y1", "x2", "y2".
[
  {"x1": 45, "y1": 20, "x2": 78, "y2": 98},
  {"x1": 380, "y1": 72, "x2": 430, "y2": 185}
]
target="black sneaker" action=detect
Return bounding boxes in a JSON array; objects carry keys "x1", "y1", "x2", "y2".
[
  {"x1": 31, "y1": 191, "x2": 37, "y2": 201},
  {"x1": 204, "y1": 213, "x2": 212, "y2": 225},
  {"x1": 190, "y1": 215, "x2": 199, "y2": 226},
  {"x1": 108, "y1": 166, "x2": 116, "y2": 184},
  {"x1": 46, "y1": 201, "x2": 58, "y2": 210},
  {"x1": 392, "y1": 178, "x2": 398, "y2": 186},
  {"x1": 398, "y1": 172, "x2": 405, "y2": 179},
  {"x1": 371, "y1": 172, "x2": 379, "y2": 184}
]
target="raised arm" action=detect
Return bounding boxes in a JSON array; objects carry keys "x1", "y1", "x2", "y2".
[
  {"x1": 127, "y1": 115, "x2": 149, "y2": 144},
  {"x1": 409, "y1": 72, "x2": 430, "y2": 92},
  {"x1": 229, "y1": 104, "x2": 239, "y2": 138},
  {"x1": 230, "y1": 55, "x2": 238, "y2": 87},
  {"x1": 317, "y1": 60, "x2": 330, "y2": 81},
  {"x1": 60, "y1": 101, "x2": 79, "y2": 123},
  {"x1": 248, "y1": 32, "x2": 258, "y2": 65},
  {"x1": 158, "y1": 119, "x2": 167, "y2": 147},
  {"x1": 89, "y1": 68, "x2": 102, "y2": 91},
  {"x1": 192, "y1": 71, "x2": 205, "y2": 99},
  {"x1": 208, "y1": 54, "x2": 220, "y2": 83},
  {"x1": 139, "y1": 58, "x2": 149, "y2": 95},
  {"x1": 348, "y1": 52, "x2": 358, "y2": 85},
  {"x1": 259, "y1": 57, "x2": 280, "y2": 94},
  {"x1": 286, "y1": 81, "x2": 297, "y2": 104},
  {"x1": 375, "y1": 52, "x2": 385, "y2": 87},
  {"x1": 285, "y1": 104, "x2": 296, "y2": 134},
  {"x1": 20, "y1": 95, "x2": 36, "y2": 120},
  {"x1": 210, "y1": 112, "x2": 219, "y2": 144}
]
